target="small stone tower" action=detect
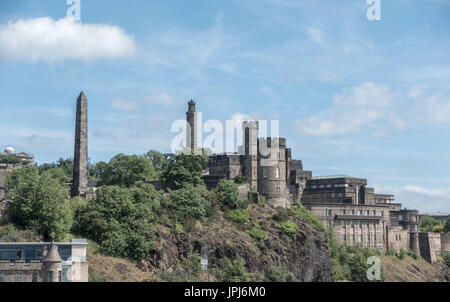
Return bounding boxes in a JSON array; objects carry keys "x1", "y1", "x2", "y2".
[
  {"x1": 43, "y1": 242, "x2": 63, "y2": 282},
  {"x1": 72, "y1": 91, "x2": 88, "y2": 197},
  {"x1": 186, "y1": 100, "x2": 198, "y2": 152},
  {"x1": 0, "y1": 164, "x2": 6, "y2": 200},
  {"x1": 242, "y1": 121, "x2": 259, "y2": 191}
]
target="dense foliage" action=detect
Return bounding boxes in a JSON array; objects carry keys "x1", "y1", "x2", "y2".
[
  {"x1": 7, "y1": 165, "x2": 72, "y2": 240},
  {"x1": 73, "y1": 183, "x2": 161, "y2": 259},
  {"x1": 94, "y1": 154, "x2": 156, "y2": 187},
  {"x1": 215, "y1": 179, "x2": 242, "y2": 210},
  {"x1": 161, "y1": 152, "x2": 209, "y2": 190},
  {"x1": 162, "y1": 184, "x2": 211, "y2": 221},
  {"x1": 419, "y1": 215, "x2": 448, "y2": 233}
]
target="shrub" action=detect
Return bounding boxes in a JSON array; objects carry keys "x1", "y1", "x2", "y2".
[
  {"x1": 266, "y1": 266, "x2": 291, "y2": 282},
  {"x1": 397, "y1": 248, "x2": 406, "y2": 260},
  {"x1": 275, "y1": 220, "x2": 298, "y2": 237},
  {"x1": 227, "y1": 209, "x2": 249, "y2": 224},
  {"x1": 164, "y1": 185, "x2": 210, "y2": 221},
  {"x1": 272, "y1": 207, "x2": 290, "y2": 222},
  {"x1": 216, "y1": 258, "x2": 261, "y2": 282},
  {"x1": 385, "y1": 249, "x2": 397, "y2": 257},
  {"x1": 442, "y1": 252, "x2": 450, "y2": 267},
  {"x1": 73, "y1": 184, "x2": 160, "y2": 259},
  {"x1": 234, "y1": 175, "x2": 246, "y2": 184},
  {"x1": 248, "y1": 225, "x2": 267, "y2": 241},
  {"x1": 291, "y1": 204, "x2": 326, "y2": 234},
  {"x1": 89, "y1": 272, "x2": 106, "y2": 282},
  {"x1": 216, "y1": 179, "x2": 242, "y2": 210},
  {"x1": 407, "y1": 249, "x2": 418, "y2": 260}
]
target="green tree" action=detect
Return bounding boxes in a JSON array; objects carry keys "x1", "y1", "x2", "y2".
[
  {"x1": 0, "y1": 155, "x2": 23, "y2": 165},
  {"x1": 443, "y1": 217, "x2": 450, "y2": 233},
  {"x1": 161, "y1": 152, "x2": 209, "y2": 190},
  {"x1": 215, "y1": 179, "x2": 242, "y2": 210},
  {"x1": 163, "y1": 185, "x2": 210, "y2": 221},
  {"x1": 96, "y1": 154, "x2": 155, "y2": 187},
  {"x1": 8, "y1": 165, "x2": 71, "y2": 240},
  {"x1": 420, "y1": 215, "x2": 444, "y2": 232},
  {"x1": 144, "y1": 150, "x2": 167, "y2": 172},
  {"x1": 73, "y1": 184, "x2": 160, "y2": 259}
]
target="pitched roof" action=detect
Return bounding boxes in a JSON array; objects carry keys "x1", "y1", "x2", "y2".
[{"x1": 44, "y1": 242, "x2": 62, "y2": 262}]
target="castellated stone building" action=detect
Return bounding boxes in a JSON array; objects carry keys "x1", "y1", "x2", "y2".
[{"x1": 186, "y1": 101, "x2": 447, "y2": 262}]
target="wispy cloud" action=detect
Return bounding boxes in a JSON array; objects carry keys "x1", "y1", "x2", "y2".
[
  {"x1": 0, "y1": 17, "x2": 136, "y2": 63},
  {"x1": 296, "y1": 82, "x2": 450, "y2": 136},
  {"x1": 374, "y1": 184, "x2": 450, "y2": 213}
]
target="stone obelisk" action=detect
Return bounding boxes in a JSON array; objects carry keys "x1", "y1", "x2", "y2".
[
  {"x1": 72, "y1": 91, "x2": 88, "y2": 197},
  {"x1": 186, "y1": 100, "x2": 198, "y2": 152}
]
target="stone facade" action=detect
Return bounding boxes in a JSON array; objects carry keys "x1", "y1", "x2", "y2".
[
  {"x1": 386, "y1": 226, "x2": 409, "y2": 252},
  {"x1": 72, "y1": 92, "x2": 88, "y2": 197},
  {"x1": 0, "y1": 240, "x2": 88, "y2": 282},
  {"x1": 418, "y1": 232, "x2": 442, "y2": 263}
]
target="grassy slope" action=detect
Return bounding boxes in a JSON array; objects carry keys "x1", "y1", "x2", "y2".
[{"x1": 380, "y1": 255, "x2": 449, "y2": 282}]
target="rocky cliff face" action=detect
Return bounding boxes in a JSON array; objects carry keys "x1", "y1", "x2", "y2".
[{"x1": 139, "y1": 206, "x2": 332, "y2": 281}]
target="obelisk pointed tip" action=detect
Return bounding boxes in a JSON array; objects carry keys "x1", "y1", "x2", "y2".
[{"x1": 77, "y1": 91, "x2": 87, "y2": 101}]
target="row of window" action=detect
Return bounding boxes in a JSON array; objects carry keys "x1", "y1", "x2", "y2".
[
  {"x1": 326, "y1": 209, "x2": 383, "y2": 217},
  {"x1": 310, "y1": 184, "x2": 349, "y2": 189},
  {"x1": 0, "y1": 273, "x2": 38, "y2": 282},
  {"x1": 342, "y1": 234, "x2": 378, "y2": 245},
  {"x1": 0, "y1": 271, "x2": 62, "y2": 282},
  {"x1": 339, "y1": 220, "x2": 378, "y2": 230}
]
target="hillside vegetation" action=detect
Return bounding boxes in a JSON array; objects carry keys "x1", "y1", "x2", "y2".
[{"x1": 2, "y1": 149, "x2": 448, "y2": 282}]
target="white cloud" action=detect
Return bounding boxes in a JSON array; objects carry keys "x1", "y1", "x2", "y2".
[
  {"x1": 307, "y1": 27, "x2": 326, "y2": 47},
  {"x1": 374, "y1": 184, "x2": 450, "y2": 213},
  {"x1": 111, "y1": 99, "x2": 139, "y2": 111},
  {"x1": 230, "y1": 112, "x2": 254, "y2": 121},
  {"x1": 144, "y1": 93, "x2": 176, "y2": 107},
  {"x1": 297, "y1": 82, "x2": 450, "y2": 136},
  {"x1": 0, "y1": 17, "x2": 136, "y2": 63}
]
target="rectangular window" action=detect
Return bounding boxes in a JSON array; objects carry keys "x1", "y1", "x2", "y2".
[
  {"x1": 366, "y1": 210, "x2": 370, "y2": 216},
  {"x1": 342, "y1": 235, "x2": 346, "y2": 243},
  {"x1": 351, "y1": 235, "x2": 355, "y2": 243},
  {"x1": 372, "y1": 210, "x2": 376, "y2": 216},
  {"x1": 327, "y1": 221, "x2": 331, "y2": 229},
  {"x1": 275, "y1": 167, "x2": 280, "y2": 179},
  {"x1": 359, "y1": 235, "x2": 363, "y2": 242},
  {"x1": 341, "y1": 221, "x2": 346, "y2": 229},
  {"x1": 350, "y1": 221, "x2": 354, "y2": 229},
  {"x1": 357, "y1": 210, "x2": 361, "y2": 216},
  {"x1": 48, "y1": 271, "x2": 53, "y2": 282},
  {"x1": 58, "y1": 271, "x2": 62, "y2": 282},
  {"x1": 381, "y1": 211, "x2": 384, "y2": 218},
  {"x1": 263, "y1": 167, "x2": 268, "y2": 179},
  {"x1": 31, "y1": 273, "x2": 38, "y2": 282},
  {"x1": 326, "y1": 209, "x2": 331, "y2": 216},
  {"x1": 340, "y1": 209, "x2": 345, "y2": 215},
  {"x1": 350, "y1": 210, "x2": 354, "y2": 215},
  {"x1": 359, "y1": 221, "x2": 363, "y2": 229},
  {"x1": 0, "y1": 273, "x2": 4, "y2": 282},
  {"x1": 15, "y1": 274, "x2": 22, "y2": 282}
]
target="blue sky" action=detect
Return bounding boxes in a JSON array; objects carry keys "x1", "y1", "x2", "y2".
[{"x1": 0, "y1": 0, "x2": 449, "y2": 212}]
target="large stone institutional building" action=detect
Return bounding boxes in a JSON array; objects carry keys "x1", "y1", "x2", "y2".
[{"x1": 185, "y1": 101, "x2": 447, "y2": 262}]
